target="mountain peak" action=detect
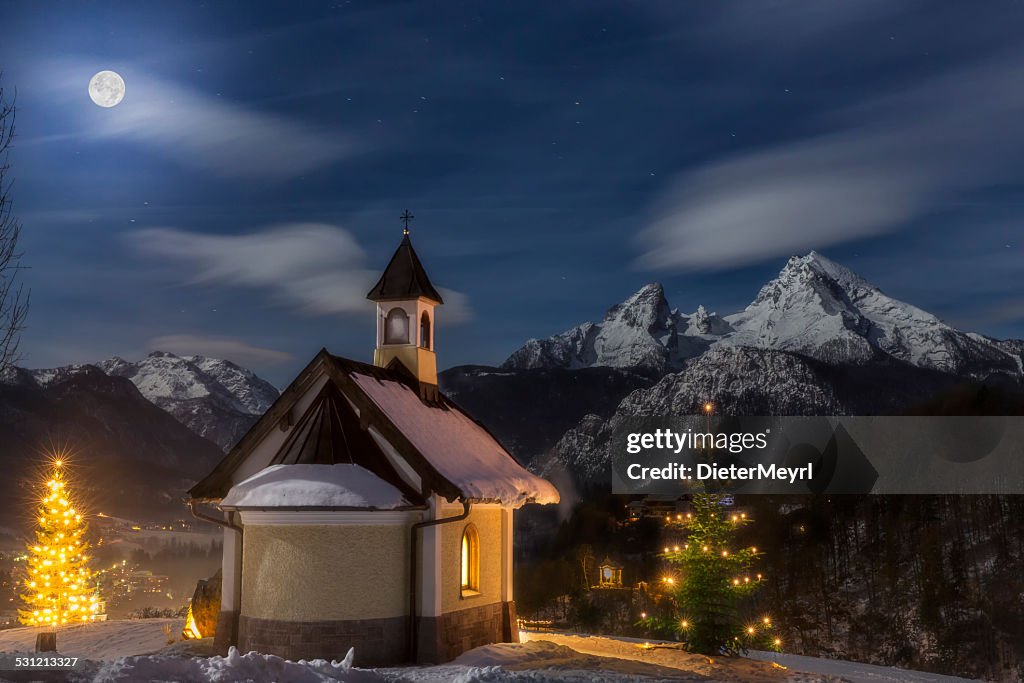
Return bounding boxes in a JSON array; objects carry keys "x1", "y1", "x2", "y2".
[
  {"x1": 502, "y1": 282, "x2": 686, "y2": 372},
  {"x1": 94, "y1": 352, "x2": 281, "y2": 450},
  {"x1": 724, "y1": 252, "x2": 1023, "y2": 376},
  {"x1": 785, "y1": 250, "x2": 867, "y2": 289},
  {"x1": 603, "y1": 283, "x2": 671, "y2": 330},
  {"x1": 625, "y1": 281, "x2": 664, "y2": 300}
]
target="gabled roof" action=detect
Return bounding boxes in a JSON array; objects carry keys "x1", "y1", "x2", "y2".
[
  {"x1": 188, "y1": 349, "x2": 559, "y2": 508},
  {"x1": 366, "y1": 234, "x2": 444, "y2": 304},
  {"x1": 267, "y1": 382, "x2": 423, "y2": 504}
]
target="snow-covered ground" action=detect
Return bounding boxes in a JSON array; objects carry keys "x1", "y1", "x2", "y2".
[
  {"x1": 520, "y1": 632, "x2": 981, "y2": 683},
  {"x1": 0, "y1": 619, "x2": 983, "y2": 682},
  {"x1": 0, "y1": 618, "x2": 183, "y2": 661},
  {"x1": 745, "y1": 650, "x2": 980, "y2": 683}
]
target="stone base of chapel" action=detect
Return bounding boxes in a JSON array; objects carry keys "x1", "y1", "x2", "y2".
[
  {"x1": 213, "y1": 610, "x2": 239, "y2": 655},
  {"x1": 415, "y1": 600, "x2": 518, "y2": 664},
  {"x1": 237, "y1": 614, "x2": 408, "y2": 667},
  {"x1": 229, "y1": 601, "x2": 517, "y2": 666}
]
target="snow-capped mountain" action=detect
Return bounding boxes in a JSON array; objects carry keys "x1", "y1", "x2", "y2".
[
  {"x1": 723, "y1": 251, "x2": 1023, "y2": 379},
  {"x1": 96, "y1": 352, "x2": 279, "y2": 417},
  {"x1": 29, "y1": 352, "x2": 280, "y2": 451},
  {"x1": 502, "y1": 283, "x2": 723, "y2": 374},
  {"x1": 0, "y1": 364, "x2": 225, "y2": 526},
  {"x1": 503, "y1": 251, "x2": 1024, "y2": 382}
]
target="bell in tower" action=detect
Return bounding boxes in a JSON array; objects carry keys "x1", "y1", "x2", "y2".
[{"x1": 366, "y1": 210, "x2": 444, "y2": 397}]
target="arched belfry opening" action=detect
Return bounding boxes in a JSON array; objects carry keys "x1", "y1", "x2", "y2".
[
  {"x1": 420, "y1": 311, "x2": 431, "y2": 349},
  {"x1": 385, "y1": 308, "x2": 410, "y2": 345}
]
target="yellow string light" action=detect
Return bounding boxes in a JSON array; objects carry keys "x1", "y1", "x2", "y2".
[{"x1": 19, "y1": 459, "x2": 101, "y2": 626}]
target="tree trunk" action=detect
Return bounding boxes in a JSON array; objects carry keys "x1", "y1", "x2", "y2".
[{"x1": 35, "y1": 632, "x2": 57, "y2": 652}]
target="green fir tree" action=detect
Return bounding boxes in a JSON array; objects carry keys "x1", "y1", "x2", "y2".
[{"x1": 642, "y1": 493, "x2": 779, "y2": 655}]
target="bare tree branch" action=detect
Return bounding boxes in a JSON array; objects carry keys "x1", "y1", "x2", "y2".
[{"x1": 0, "y1": 75, "x2": 29, "y2": 373}]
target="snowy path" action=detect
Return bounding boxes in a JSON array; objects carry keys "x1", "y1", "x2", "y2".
[
  {"x1": 521, "y1": 631, "x2": 829, "y2": 682},
  {"x1": 521, "y1": 631, "x2": 982, "y2": 683},
  {"x1": 745, "y1": 650, "x2": 981, "y2": 683}
]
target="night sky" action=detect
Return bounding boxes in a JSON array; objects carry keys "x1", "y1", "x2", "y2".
[{"x1": 3, "y1": 1, "x2": 1024, "y2": 386}]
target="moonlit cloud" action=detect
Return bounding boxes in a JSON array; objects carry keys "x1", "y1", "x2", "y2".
[
  {"x1": 125, "y1": 223, "x2": 473, "y2": 322},
  {"x1": 636, "y1": 55, "x2": 1024, "y2": 271},
  {"x1": 44, "y1": 61, "x2": 354, "y2": 180},
  {"x1": 146, "y1": 335, "x2": 293, "y2": 366}
]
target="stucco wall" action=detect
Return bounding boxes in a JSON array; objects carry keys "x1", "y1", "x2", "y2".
[
  {"x1": 241, "y1": 524, "x2": 409, "y2": 622},
  {"x1": 440, "y1": 507, "x2": 502, "y2": 614}
]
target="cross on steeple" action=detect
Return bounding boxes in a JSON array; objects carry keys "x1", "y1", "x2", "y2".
[{"x1": 400, "y1": 209, "x2": 414, "y2": 236}]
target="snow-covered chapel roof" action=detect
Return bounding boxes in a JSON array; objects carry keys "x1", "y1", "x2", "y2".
[
  {"x1": 188, "y1": 350, "x2": 559, "y2": 508},
  {"x1": 221, "y1": 464, "x2": 418, "y2": 510}
]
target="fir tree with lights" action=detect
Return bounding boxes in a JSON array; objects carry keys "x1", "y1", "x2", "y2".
[
  {"x1": 18, "y1": 459, "x2": 101, "y2": 627},
  {"x1": 642, "y1": 493, "x2": 779, "y2": 655}
]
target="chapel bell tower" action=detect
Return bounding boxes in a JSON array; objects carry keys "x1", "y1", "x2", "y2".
[{"x1": 367, "y1": 211, "x2": 444, "y2": 393}]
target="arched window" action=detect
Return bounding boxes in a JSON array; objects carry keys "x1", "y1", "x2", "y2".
[
  {"x1": 460, "y1": 524, "x2": 480, "y2": 595},
  {"x1": 420, "y1": 311, "x2": 431, "y2": 349},
  {"x1": 384, "y1": 308, "x2": 410, "y2": 344}
]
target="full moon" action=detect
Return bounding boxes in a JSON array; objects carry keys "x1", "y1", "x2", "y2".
[{"x1": 88, "y1": 70, "x2": 125, "y2": 108}]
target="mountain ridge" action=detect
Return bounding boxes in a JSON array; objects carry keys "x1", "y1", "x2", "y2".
[
  {"x1": 502, "y1": 251, "x2": 1024, "y2": 382},
  {"x1": 25, "y1": 351, "x2": 281, "y2": 451}
]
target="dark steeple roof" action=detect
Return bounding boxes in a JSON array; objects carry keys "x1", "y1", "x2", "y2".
[{"x1": 366, "y1": 234, "x2": 444, "y2": 304}]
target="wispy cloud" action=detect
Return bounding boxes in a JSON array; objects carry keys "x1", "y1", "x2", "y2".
[
  {"x1": 42, "y1": 61, "x2": 354, "y2": 180},
  {"x1": 635, "y1": 53, "x2": 1024, "y2": 270},
  {"x1": 147, "y1": 334, "x2": 292, "y2": 365},
  {"x1": 125, "y1": 223, "x2": 473, "y2": 322}
]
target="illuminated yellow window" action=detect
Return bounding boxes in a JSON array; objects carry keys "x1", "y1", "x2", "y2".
[{"x1": 460, "y1": 524, "x2": 479, "y2": 596}]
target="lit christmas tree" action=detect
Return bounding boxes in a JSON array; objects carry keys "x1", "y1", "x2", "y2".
[
  {"x1": 642, "y1": 493, "x2": 779, "y2": 655},
  {"x1": 19, "y1": 459, "x2": 101, "y2": 627}
]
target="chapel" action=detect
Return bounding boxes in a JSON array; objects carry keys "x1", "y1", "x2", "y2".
[{"x1": 187, "y1": 220, "x2": 559, "y2": 665}]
